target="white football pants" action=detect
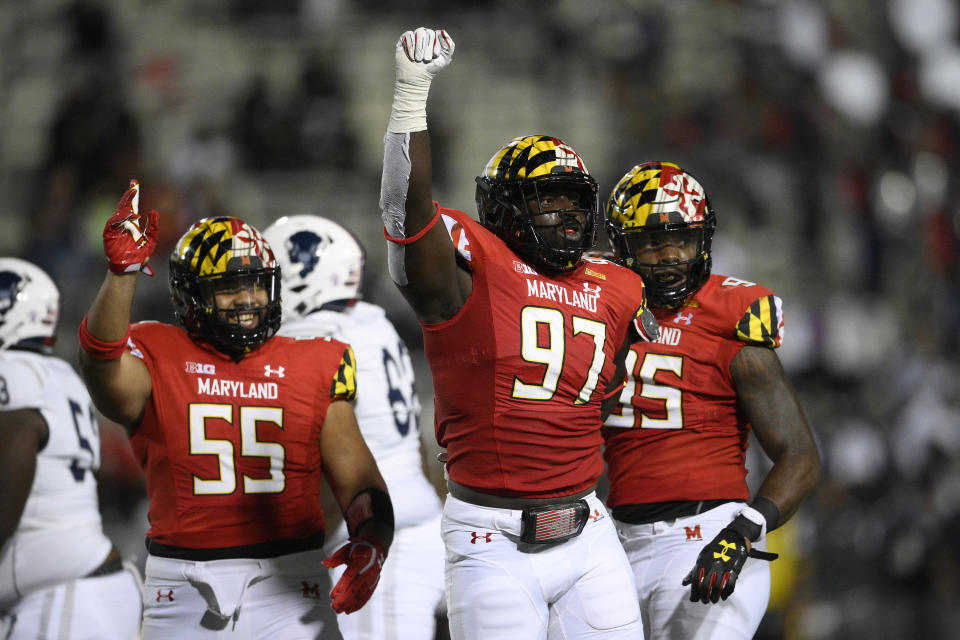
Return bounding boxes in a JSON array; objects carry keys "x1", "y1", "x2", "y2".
[
  {"x1": 442, "y1": 492, "x2": 644, "y2": 640},
  {"x1": 615, "y1": 501, "x2": 771, "y2": 640},
  {"x1": 141, "y1": 548, "x2": 340, "y2": 640}
]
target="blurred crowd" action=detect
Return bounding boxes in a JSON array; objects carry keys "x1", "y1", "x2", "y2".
[{"x1": 1, "y1": 1, "x2": 958, "y2": 638}]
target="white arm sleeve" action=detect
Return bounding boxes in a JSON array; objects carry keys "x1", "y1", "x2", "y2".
[{"x1": 379, "y1": 131, "x2": 413, "y2": 286}]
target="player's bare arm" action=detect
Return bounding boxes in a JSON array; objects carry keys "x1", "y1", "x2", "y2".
[
  {"x1": 0, "y1": 409, "x2": 46, "y2": 548},
  {"x1": 78, "y1": 181, "x2": 156, "y2": 432},
  {"x1": 320, "y1": 399, "x2": 395, "y2": 614},
  {"x1": 731, "y1": 344, "x2": 821, "y2": 525},
  {"x1": 320, "y1": 400, "x2": 393, "y2": 548},
  {"x1": 402, "y1": 131, "x2": 472, "y2": 322},
  {"x1": 79, "y1": 273, "x2": 152, "y2": 429},
  {"x1": 381, "y1": 28, "x2": 471, "y2": 324}
]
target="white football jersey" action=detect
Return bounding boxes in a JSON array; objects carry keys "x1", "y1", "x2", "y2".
[
  {"x1": 0, "y1": 350, "x2": 112, "y2": 609},
  {"x1": 278, "y1": 301, "x2": 441, "y2": 537}
]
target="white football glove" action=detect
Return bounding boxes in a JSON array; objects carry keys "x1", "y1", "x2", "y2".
[{"x1": 388, "y1": 28, "x2": 455, "y2": 133}]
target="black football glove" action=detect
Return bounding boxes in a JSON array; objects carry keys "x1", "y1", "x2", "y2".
[{"x1": 681, "y1": 515, "x2": 778, "y2": 604}]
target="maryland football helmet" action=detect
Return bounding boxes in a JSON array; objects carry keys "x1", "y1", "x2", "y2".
[
  {"x1": 169, "y1": 217, "x2": 281, "y2": 357},
  {"x1": 475, "y1": 135, "x2": 598, "y2": 273},
  {"x1": 262, "y1": 214, "x2": 365, "y2": 321},
  {"x1": 606, "y1": 162, "x2": 716, "y2": 309},
  {"x1": 0, "y1": 258, "x2": 60, "y2": 352}
]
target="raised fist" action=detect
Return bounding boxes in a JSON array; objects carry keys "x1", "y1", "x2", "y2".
[
  {"x1": 103, "y1": 180, "x2": 158, "y2": 276},
  {"x1": 395, "y1": 28, "x2": 455, "y2": 83}
]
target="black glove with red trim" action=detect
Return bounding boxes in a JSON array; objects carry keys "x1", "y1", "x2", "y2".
[{"x1": 681, "y1": 515, "x2": 778, "y2": 604}]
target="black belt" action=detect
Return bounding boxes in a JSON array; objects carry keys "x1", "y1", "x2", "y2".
[
  {"x1": 86, "y1": 553, "x2": 124, "y2": 578},
  {"x1": 613, "y1": 499, "x2": 734, "y2": 524}
]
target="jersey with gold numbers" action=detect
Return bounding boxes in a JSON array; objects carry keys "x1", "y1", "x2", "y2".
[
  {"x1": 127, "y1": 322, "x2": 355, "y2": 549},
  {"x1": 425, "y1": 207, "x2": 649, "y2": 499},
  {"x1": 603, "y1": 274, "x2": 784, "y2": 506}
]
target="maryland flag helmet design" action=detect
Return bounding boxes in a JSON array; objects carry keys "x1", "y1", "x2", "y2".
[
  {"x1": 605, "y1": 162, "x2": 717, "y2": 308},
  {"x1": 475, "y1": 135, "x2": 598, "y2": 273},
  {"x1": 169, "y1": 217, "x2": 282, "y2": 357}
]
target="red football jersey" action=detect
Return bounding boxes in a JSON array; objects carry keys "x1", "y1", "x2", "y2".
[
  {"x1": 603, "y1": 274, "x2": 784, "y2": 507},
  {"x1": 424, "y1": 208, "x2": 648, "y2": 498},
  {"x1": 127, "y1": 322, "x2": 357, "y2": 549}
]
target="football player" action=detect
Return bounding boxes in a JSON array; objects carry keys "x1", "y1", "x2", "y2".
[
  {"x1": 602, "y1": 162, "x2": 821, "y2": 639},
  {"x1": 263, "y1": 214, "x2": 445, "y2": 640},
  {"x1": 77, "y1": 182, "x2": 394, "y2": 639},
  {"x1": 0, "y1": 258, "x2": 141, "y2": 639},
  {"x1": 378, "y1": 27, "x2": 657, "y2": 639}
]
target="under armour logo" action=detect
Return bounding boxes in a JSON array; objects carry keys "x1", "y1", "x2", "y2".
[
  {"x1": 684, "y1": 525, "x2": 702, "y2": 541},
  {"x1": 713, "y1": 539, "x2": 737, "y2": 562},
  {"x1": 588, "y1": 508, "x2": 605, "y2": 522},
  {"x1": 582, "y1": 282, "x2": 602, "y2": 297},
  {"x1": 470, "y1": 532, "x2": 493, "y2": 544},
  {"x1": 264, "y1": 365, "x2": 285, "y2": 378},
  {"x1": 301, "y1": 581, "x2": 321, "y2": 598},
  {"x1": 674, "y1": 311, "x2": 693, "y2": 325},
  {"x1": 156, "y1": 589, "x2": 175, "y2": 602}
]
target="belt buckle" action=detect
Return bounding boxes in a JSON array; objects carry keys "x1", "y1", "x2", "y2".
[{"x1": 519, "y1": 500, "x2": 590, "y2": 544}]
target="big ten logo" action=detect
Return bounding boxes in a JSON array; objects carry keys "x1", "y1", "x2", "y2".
[
  {"x1": 185, "y1": 362, "x2": 216, "y2": 375},
  {"x1": 513, "y1": 260, "x2": 539, "y2": 275}
]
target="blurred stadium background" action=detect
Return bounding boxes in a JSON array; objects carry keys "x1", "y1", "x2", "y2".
[{"x1": 2, "y1": 1, "x2": 958, "y2": 638}]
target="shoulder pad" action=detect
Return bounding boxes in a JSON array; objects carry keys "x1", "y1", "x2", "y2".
[{"x1": 734, "y1": 294, "x2": 783, "y2": 348}]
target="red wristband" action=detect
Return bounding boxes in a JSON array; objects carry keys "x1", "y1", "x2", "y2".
[
  {"x1": 383, "y1": 204, "x2": 442, "y2": 245},
  {"x1": 78, "y1": 316, "x2": 130, "y2": 360}
]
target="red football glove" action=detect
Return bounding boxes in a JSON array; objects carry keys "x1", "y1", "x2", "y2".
[
  {"x1": 322, "y1": 536, "x2": 387, "y2": 614},
  {"x1": 103, "y1": 179, "x2": 158, "y2": 276}
]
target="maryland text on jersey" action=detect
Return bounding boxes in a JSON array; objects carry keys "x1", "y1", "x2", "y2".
[
  {"x1": 525, "y1": 278, "x2": 602, "y2": 313},
  {"x1": 197, "y1": 378, "x2": 279, "y2": 399}
]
